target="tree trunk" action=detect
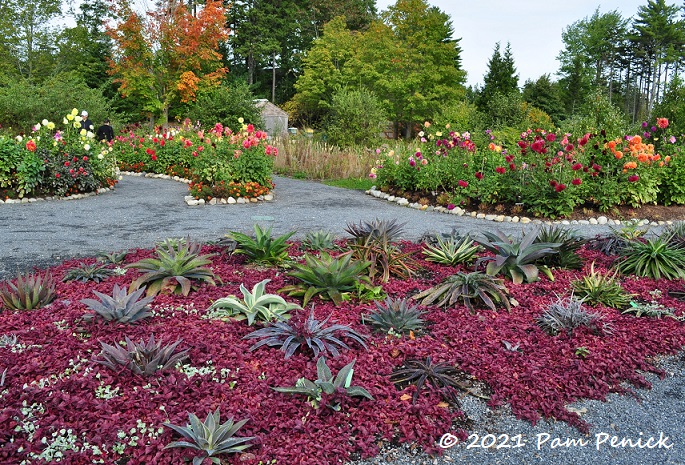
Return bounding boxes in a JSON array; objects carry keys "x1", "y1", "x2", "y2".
[{"x1": 272, "y1": 52, "x2": 276, "y2": 103}]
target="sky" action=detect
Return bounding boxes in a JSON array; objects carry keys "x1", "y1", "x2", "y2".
[{"x1": 375, "y1": 0, "x2": 653, "y2": 88}]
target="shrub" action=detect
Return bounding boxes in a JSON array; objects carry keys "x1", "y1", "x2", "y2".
[
  {"x1": 616, "y1": 237, "x2": 685, "y2": 280},
  {"x1": 363, "y1": 297, "x2": 426, "y2": 336},
  {"x1": 205, "y1": 279, "x2": 301, "y2": 325},
  {"x1": 0, "y1": 272, "x2": 56, "y2": 311},
  {"x1": 127, "y1": 240, "x2": 218, "y2": 296},
  {"x1": 163, "y1": 409, "x2": 254, "y2": 465},
  {"x1": 227, "y1": 224, "x2": 295, "y2": 266},
  {"x1": 413, "y1": 271, "x2": 510, "y2": 313},
  {"x1": 536, "y1": 296, "x2": 612, "y2": 336},
  {"x1": 273, "y1": 357, "x2": 374, "y2": 410},
  {"x1": 571, "y1": 263, "x2": 633, "y2": 309},
  {"x1": 80, "y1": 284, "x2": 154, "y2": 323},
  {"x1": 245, "y1": 310, "x2": 367, "y2": 359},
  {"x1": 96, "y1": 335, "x2": 189, "y2": 376},
  {"x1": 389, "y1": 356, "x2": 467, "y2": 406},
  {"x1": 326, "y1": 87, "x2": 386, "y2": 148},
  {"x1": 182, "y1": 80, "x2": 263, "y2": 131},
  {"x1": 476, "y1": 228, "x2": 559, "y2": 284},
  {"x1": 279, "y1": 252, "x2": 372, "y2": 306}
]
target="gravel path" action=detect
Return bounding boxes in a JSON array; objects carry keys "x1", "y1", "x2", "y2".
[{"x1": 1, "y1": 175, "x2": 683, "y2": 465}]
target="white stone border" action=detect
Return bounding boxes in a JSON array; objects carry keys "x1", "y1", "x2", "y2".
[
  {"x1": 0, "y1": 186, "x2": 113, "y2": 205},
  {"x1": 366, "y1": 186, "x2": 673, "y2": 227},
  {"x1": 120, "y1": 171, "x2": 274, "y2": 206}
]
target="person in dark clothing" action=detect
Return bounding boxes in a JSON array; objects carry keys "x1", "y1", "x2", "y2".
[
  {"x1": 80, "y1": 110, "x2": 94, "y2": 132},
  {"x1": 96, "y1": 118, "x2": 115, "y2": 142}
]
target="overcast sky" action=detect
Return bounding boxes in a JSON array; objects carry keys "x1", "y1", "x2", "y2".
[{"x1": 375, "y1": 0, "x2": 654, "y2": 88}]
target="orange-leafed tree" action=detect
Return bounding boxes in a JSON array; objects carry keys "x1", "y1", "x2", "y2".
[{"x1": 106, "y1": 0, "x2": 229, "y2": 124}]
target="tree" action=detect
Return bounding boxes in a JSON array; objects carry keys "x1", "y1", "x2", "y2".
[
  {"x1": 106, "y1": 0, "x2": 229, "y2": 124},
  {"x1": 522, "y1": 74, "x2": 565, "y2": 124},
  {"x1": 477, "y1": 41, "x2": 519, "y2": 113},
  {"x1": 326, "y1": 87, "x2": 386, "y2": 148}
]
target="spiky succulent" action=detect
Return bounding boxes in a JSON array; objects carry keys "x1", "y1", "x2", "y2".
[
  {"x1": 164, "y1": 409, "x2": 254, "y2": 465},
  {"x1": 127, "y1": 240, "x2": 218, "y2": 296},
  {"x1": 0, "y1": 272, "x2": 56, "y2": 311},
  {"x1": 476, "y1": 228, "x2": 560, "y2": 284},
  {"x1": 622, "y1": 301, "x2": 678, "y2": 319},
  {"x1": 571, "y1": 262, "x2": 634, "y2": 309},
  {"x1": 0, "y1": 334, "x2": 17, "y2": 348},
  {"x1": 663, "y1": 221, "x2": 685, "y2": 249},
  {"x1": 586, "y1": 221, "x2": 648, "y2": 256},
  {"x1": 279, "y1": 252, "x2": 372, "y2": 306},
  {"x1": 363, "y1": 297, "x2": 426, "y2": 336},
  {"x1": 205, "y1": 279, "x2": 301, "y2": 325},
  {"x1": 422, "y1": 235, "x2": 481, "y2": 266},
  {"x1": 80, "y1": 284, "x2": 154, "y2": 323},
  {"x1": 227, "y1": 224, "x2": 295, "y2": 266},
  {"x1": 301, "y1": 230, "x2": 337, "y2": 251},
  {"x1": 413, "y1": 271, "x2": 510, "y2": 313},
  {"x1": 616, "y1": 237, "x2": 685, "y2": 280},
  {"x1": 389, "y1": 356, "x2": 467, "y2": 406},
  {"x1": 345, "y1": 218, "x2": 406, "y2": 244},
  {"x1": 536, "y1": 296, "x2": 612, "y2": 336},
  {"x1": 96, "y1": 335, "x2": 189, "y2": 376},
  {"x1": 244, "y1": 310, "x2": 367, "y2": 359},
  {"x1": 273, "y1": 357, "x2": 373, "y2": 410},
  {"x1": 62, "y1": 262, "x2": 118, "y2": 283},
  {"x1": 533, "y1": 225, "x2": 585, "y2": 270},
  {"x1": 96, "y1": 250, "x2": 128, "y2": 265}
]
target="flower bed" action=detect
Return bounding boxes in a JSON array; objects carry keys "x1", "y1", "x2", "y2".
[
  {"x1": 2, "y1": 225, "x2": 685, "y2": 464},
  {"x1": 0, "y1": 110, "x2": 118, "y2": 200},
  {"x1": 113, "y1": 120, "x2": 278, "y2": 202},
  {"x1": 372, "y1": 119, "x2": 685, "y2": 219}
]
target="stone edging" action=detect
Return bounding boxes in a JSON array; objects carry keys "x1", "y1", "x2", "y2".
[
  {"x1": 120, "y1": 171, "x2": 274, "y2": 206},
  {"x1": 366, "y1": 186, "x2": 674, "y2": 227},
  {"x1": 0, "y1": 187, "x2": 112, "y2": 205}
]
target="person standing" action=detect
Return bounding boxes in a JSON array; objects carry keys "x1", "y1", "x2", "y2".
[
  {"x1": 96, "y1": 118, "x2": 114, "y2": 142},
  {"x1": 80, "y1": 110, "x2": 94, "y2": 132}
]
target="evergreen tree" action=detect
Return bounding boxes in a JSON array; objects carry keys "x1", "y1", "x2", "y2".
[
  {"x1": 476, "y1": 41, "x2": 519, "y2": 113},
  {"x1": 522, "y1": 74, "x2": 565, "y2": 125}
]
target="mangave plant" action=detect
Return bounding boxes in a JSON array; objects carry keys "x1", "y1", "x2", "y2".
[
  {"x1": 389, "y1": 357, "x2": 467, "y2": 407},
  {"x1": 96, "y1": 335, "x2": 189, "y2": 376},
  {"x1": 571, "y1": 263, "x2": 634, "y2": 309},
  {"x1": 422, "y1": 235, "x2": 481, "y2": 266},
  {"x1": 127, "y1": 240, "x2": 218, "y2": 296},
  {"x1": 81, "y1": 284, "x2": 154, "y2": 323},
  {"x1": 536, "y1": 296, "x2": 613, "y2": 337},
  {"x1": 0, "y1": 272, "x2": 56, "y2": 311},
  {"x1": 205, "y1": 279, "x2": 301, "y2": 325},
  {"x1": 227, "y1": 224, "x2": 295, "y2": 266},
  {"x1": 163, "y1": 409, "x2": 254, "y2": 465},
  {"x1": 273, "y1": 357, "x2": 373, "y2": 410},
  {"x1": 363, "y1": 297, "x2": 426, "y2": 336},
  {"x1": 616, "y1": 237, "x2": 685, "y2": 280},
  {"x1": 413, "y1": 271, "x2": 510, "y2": 313},
  {"x1": 62, "y1": 262, "x2": 118, "y2": 283}
]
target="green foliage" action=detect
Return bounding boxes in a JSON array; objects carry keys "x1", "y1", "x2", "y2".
[
  {"x1": 345, "y1": 218, "x2": 406, "y2": 244},
  {"x1": 533, "y1": 225, "x2": 585, "y2": 270},
  {"x1": 559, "y1": 89, "x2": 628, "y2": 139},
  {"x1": 326, "y1": 87, "x2": 386, "y2": 148},
  {"x1": 163, "y1": 409, "x2": 254, "y2": 465},
  {"x1": 586, "y1": 221, "x2": 647, "y2": 256},
  {"x1": 80, "y1": 284, "x2": 154, "y2": 323},
  {"x1": 363, "y1": 297, "x2": 426, "y2": 336},
  {"x1": 389, "y1": 356, "x2": 466, "y2": 406},
  {"x1": 127, "y1": 241, "x2": 218, "y2": 296},
  {"x1": 422, "y1": 235, "x2": 480, "y2": 266},
  {"x1": 205, "y1": 279, "x2": 301, "y2": 325},
  {"x1": 536, "y1": 296, "x2": 612, "y2": 337},
  {"x1": 663, "y1": 221, "x2": 685, "y2": 248},
  {"x1": 245, "y1": 310, "x2": 368, "y2": 359},
  {"x1": 622, "y1": 301, "x2": 678, "y2": 319},
  {"x1": 301, "y1": 230, "x2": 337, "y2": 251},
  {"x1": 183, "y1": 81, "x2": 263, "y2": 130},
  {"x1": 571, "y1": 263, "x2": 634, "y2": 309},
  {"x1": 279, "y1": 252, "x2": 372, "y2": 306},
  {"x1": 0, "y1": 272, "x2": 56, "y2": 311},
  {"x1": 476, "y1": 228, "x2": 560, "y2": 284},
  {"x1": 96, "y1": 335, "x2": 189, "y2": 376},
  {"x1": 273, "y1": 357, "x2": 373, "y2": 410},
  {"x1": 227, "y1": 225, "x2": 295, "y2": 266},
  {"x1": 62, "y1": 262, "x2": 118, "y2": 283},
  {"x1": 616, "y1": 237, "x2": 685, "y2": 280},
  {"x1": 96, "y1": 251, "x2": 128, "y2": 265},
  {"x1": 413, "y1": 271, "x2": 510, "y2": 313}
]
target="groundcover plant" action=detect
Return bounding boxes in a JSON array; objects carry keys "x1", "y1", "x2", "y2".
[{"x1": 1, "y1": 237, "x2": 685, "y2": 464}]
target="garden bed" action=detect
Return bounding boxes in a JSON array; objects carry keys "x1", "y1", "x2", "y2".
[{"x1": 2, "y1": 231, "x2": 685, "y2": 464}]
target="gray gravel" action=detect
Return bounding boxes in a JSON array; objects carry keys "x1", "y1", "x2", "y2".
[{"x1": 2, "y1": 175, "x2": 683, "y2": 465}]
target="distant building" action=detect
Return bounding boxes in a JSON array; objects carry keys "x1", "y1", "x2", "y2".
[{"x1": 254, "y1": 99, "x2": 288, "y2": 138}]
